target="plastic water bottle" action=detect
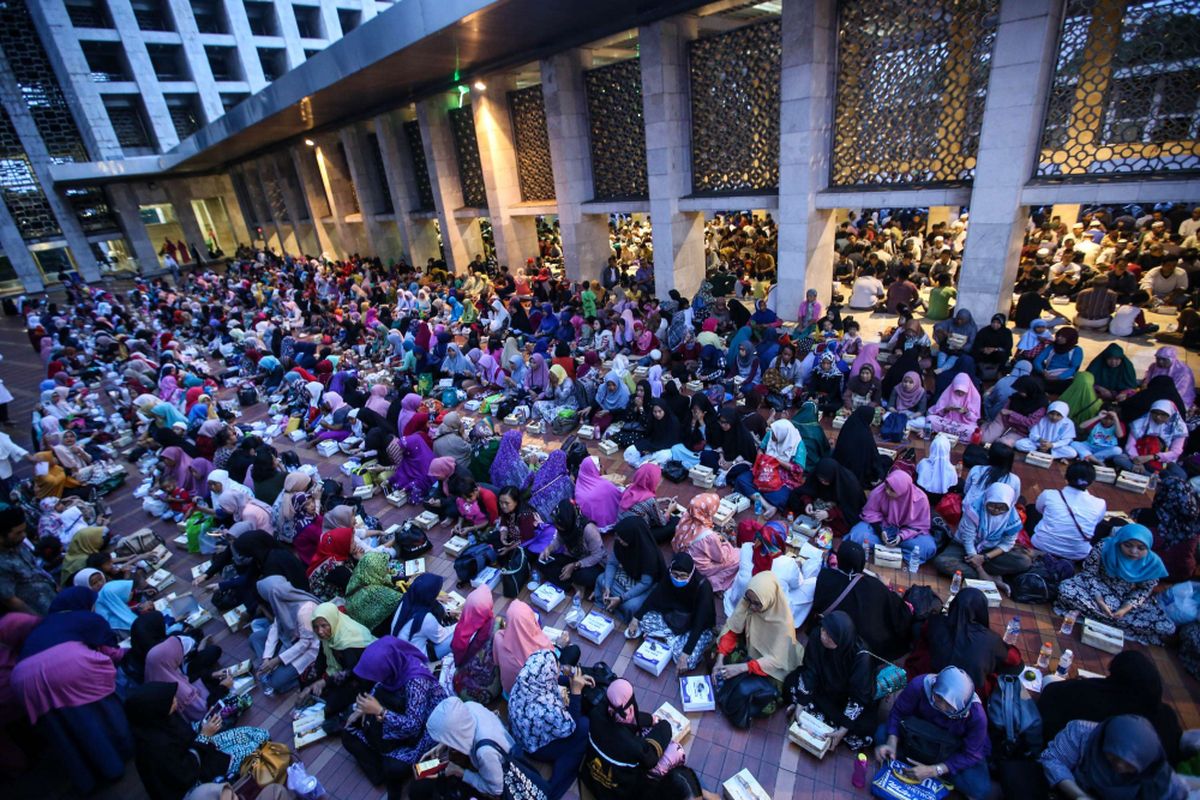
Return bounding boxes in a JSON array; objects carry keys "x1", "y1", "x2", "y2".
[
  {"x1": 1004, "y1": 616, "x2": 1021, "y2": 645},
  {"x1": 1059, "y1": 610, "x2": 1079, "y2": 635},
  {"x1": 1055, "y1": 649, "x2": 1074, "y2": 677},
  {"x1": 1037, "y1": 641, "x2": 1053, "y2": 671},
  {"x1": 753, "y1": 495, "x2": 764, "y2": 516},
  {"x1": 949, "y1": 570, "x2": 963, "y2": 597},
  {"x1": 852, "y1": 753, "x2": 869, "y2": 788},
  {"x1": 566, "y1": 595, "x2": 584, "y2": 629},
  {"x1": 907, "y1": 550, "x2": 921, "y2": 574}
]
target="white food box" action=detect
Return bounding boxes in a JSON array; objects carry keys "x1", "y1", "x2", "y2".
[
  {"x1": 598, "y1": 439, "x2": 619, "y2": 456},
  {"x1": 691, "y1": 475, "x2": 715, "y2": 489},
  {"x1": 577, "y1": 424, "x2": 597, "y2": 440},
  {"x1": 633, "y1": 638, "x2": 672, "y2": 676},
  {"x1": 633, "y1": 366, "x2": 649, "y2": 378},
  {"x1": 788, "y1": 711, "x2": 835, "y2": 759},
  {"x1": 688, "y1": 465, "x2": 714, "y2": 482},
  {"x1": 1093, "y1": 465, "x2": 1117, "y2": 484},
  {"x1": 464, "y1": 399, "x2": 482, "y2": 412},
  {"x1": 503, "y1": 414, "x2": 520, "y2": 426},
  {"x1": 722, "y1": 769, "x2": 770, "y2": 800},
  {"x1": 877, "y1": 447, "x2": 897, "y2": 460},
  {"x1": 964, "y1": 578, "x2": 1002, "y2": 608},
  {"x1": 222, "y1": 605, "x2": 249, "y2": 632},
  {"x1": 146, "y1": 568, "x2": 176, "y2": 591},
  {"x1": 440, "y1": 591, "x2": 466, "y2": 616},
  {"x1": 685, "y1": 380, "x2": 704, "y2": 393},
  {"x1": 832, "y1": 413, "x2": 848, "y2": 430},
  {"x1": 1115, "y1": 471, "x2": 1151, "y2": 494},
  {"x1": 386, "y1": 490, "x2": 408, "y2": 507},
  {"x1": 352, "y1": 484, "x2": 375, "y2": 500},
  {"x1": 437, "y1": 378, "x2": 453, "y2": 388},
  {"x1": 725, "y1": 493, "x2": 751, "y2": 514},
  {"x1": 542, "y1": 626, "x2": 565, "y2": 645},
  {"x1": 412, "y1": 511, "x2": 440, "y2": 531},
  {"x1": 712, "y1": 506, "x2": 735, "y2": 528},
  {"x1": 225, "y1": 658, "x2": 253, "y2": 679},
  {"x1": 525, "y1": 420, "x2": 545, "y2": 436},
  {"x1": 231, "y1": 675, "x2": 256, "y2": 697},
  {"x1": 1024, "y1": 451, "x2": 1054, "y2": 469},
  {"x1": 190, "y1": 561, "x2": 211, "y2": 580},
  {"x1": 1082, "y1": 618, "x2": 1124, "y2": 654},
  {"x1": 403, "y1": 558, "x2": 426, "y2": 578},
  {"x1": 186, "y1": 607, "x2": 213, "y2": 628},
  {"x1": 339, "y1": 460, "x2": 361, "y2": 476},
  {"x1": 679, "y1": 675, "x2": 715, "y2": 712},
  {"x1": 577, "y1": 610, "x2": 615, "y2": 644},
  {"x1": 530, "y1": 582, "x2": 567, "y2": 613},
  {"x1": 316, "y1": 440, "x2": 340, "y2": 457},
  {"x1": 471, "y1": 566, "x2": 501, "y2": 590},
  {"x1": 288, "y1": 429, "x2": 307, "y2": 442},
  {"x1": 654, "y1": 702, "x2": 691, "y2": 742},
  {"x1": 443, "y1": 536, "x2": 469, "y2": 556},
  {"x1": 173, "y1": 534, "x2": 188, "y2": 546},
  {"x1": 873, "y1": 545, "x2": 904, "y2": 570},
  {"x1": 293, "y1": 702, "x2": 327, "y2": 749}
]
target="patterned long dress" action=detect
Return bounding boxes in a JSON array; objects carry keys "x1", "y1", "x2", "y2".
[
  {"x1": 1053, "y1": 546, "x2": 1176, "y2": 645},
  {"x1": 346, "y1": 675, "x2": 447, "y2": 767}
]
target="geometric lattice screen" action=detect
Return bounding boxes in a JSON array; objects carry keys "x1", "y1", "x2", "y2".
[
  {"x1": 448, "y1": 106, "x2": 488, "y2": 209},
  {"x1": 403, "y1": 120, "x2": 436, "y2": 212},
  {"x1": 832, "y1": 0, "x2": 1000, "y2": 188},
  {"x1": 0, "y1": 106, "x2": 60, "y2": 241},
  {"x1": 689, "y1": 21, "x2": 781, "y2": 194},
  {"x1": 1036, "y1": 0, "x2": 1200, "y2": 178},
  {"x1": 507, "y1": 86, "x2": 556, "y2": 202},
  {"x1": 583, "y1": 58, "x2": 648, "y2": 200}
]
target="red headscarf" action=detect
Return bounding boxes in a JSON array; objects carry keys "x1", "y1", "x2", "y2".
[{"x1": 307, "y1": 526, "x2": 353, "y2": 575}]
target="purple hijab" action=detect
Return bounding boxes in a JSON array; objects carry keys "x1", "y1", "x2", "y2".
[
  {"x1": 389, "y1": 433, "x2": 435, "y2": 496},
  {"x1": 490, "y1": 430, "x2": 531, "y2": 490},
  {"x1": 526, "y1": 353, "x2": 550, "y2": 393},
  {"x1": 353, "y1": 636, "x2": 434, "y2": 692}
]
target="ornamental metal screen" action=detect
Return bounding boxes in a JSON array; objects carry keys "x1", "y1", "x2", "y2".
[
  {"x1": 0, "y1": 107, "x2": 60, "y2": 241},
  {"x1": 689, "y1": 20, "x2": 781, "y2": 194},
  {"x1": 831, "y1": 0, "x2": 999, "y2": 188},
  {"x1": 1036, "y1": 0, "x2": 1200, "y2": 178},
  {"x1": 403, "y1": 121, "x2": 436, "y2": 211},
  {"x1": 508, "y1": 86, "x2": 556, "y2": 202},
  {"x1": 583, "y1": 58, "x2": 648, "y2": 200},
  {"x1": 448, "y1": 106, "x2": 488, "y2": 208},
  {"x1": 67, "y1": 186, "x2": 119, "y2": 234}
]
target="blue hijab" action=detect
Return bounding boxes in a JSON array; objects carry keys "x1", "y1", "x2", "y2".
[
  {"x1": 94, "y1": 579, "x2": 138, "y2": 630},
  {"x1": 596, "y1": 371, "x2": 631, "y2": 411},
  {"x1": 1101, "y1": 524, "x2": 1167, "y2": 584},
  {"x1": 727, "y1": 325, "x2": 752, "y2": 359},
  {"x1": 390, "y1": 572, "x2": 444, "y2": 638}
]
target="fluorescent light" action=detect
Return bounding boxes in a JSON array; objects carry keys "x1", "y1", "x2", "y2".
[{"x1": 472, "y1": 80, "x2": 486, "y2": 90}]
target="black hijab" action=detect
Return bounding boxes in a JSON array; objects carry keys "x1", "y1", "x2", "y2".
[
  {"x1": 126, "y1": 681, "x2": 229, "y2": 800},
  {"x1": 662, "y1": 381, "x2": 691, "y2": 426},
  {"x1": 714, "y1": 406, "x2": 759, "y2": 464},
  {"x1": 1006, "y1": 375, "x2": 1048, "y2": 416},
  {"x1": 831, "y1": 406, "x2": 881, "y2": 486},
  {"x1": 971, "y1": 315, "x2": 1014, "y2": 358},
  {"x1": 612, "y1": 517, "x2": 666, "y2": 582},
  {"x1": 800, "y1": 610, "x2": 870, "y2": 696},
  {"x1": 551, "y1": 499, "x2": 591, "y2": 559},
  {"x1": 123, "y1": 610, "x2": 168, "y2": 682},
  {"x1": 811, "y1": 541, "x2": 913, "y2": 661},
  {"x1": 881, "y1": 347, "x2": 924, "y2": 400},
  {"x1": 636, "y1": 399, "x2": 682, "y2": 453},
  {"x1": 797, "y1": 457, "x2": 864, "y2": 525},
  {"x1": 1120, "y1": 375, "x2": 1186, "y2": 425},
  {"x1": 926, "y1": 588, "x2": 1008, "y2": 693},
  {"x1": 233, "y1": 529, "x2": 311, "y2": 591}
]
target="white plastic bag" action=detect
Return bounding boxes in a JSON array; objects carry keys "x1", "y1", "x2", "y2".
[
  {"x1": 1161, "y1": 581, "x2": 1200, "y2": 626},
  {"x1": 286, "y1": 762, "x2": 324, "y2": 800}
]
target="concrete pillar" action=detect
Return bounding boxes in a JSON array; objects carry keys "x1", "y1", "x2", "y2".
[
  {"x1": 222, "y1": 0, "x2": 269, "y2": 92},
  {"x1": 268, "y1": 152, "x2": 321, "y2": 255},
  {"x1": 472, "y1": 79, "x2": 539, "y2": 268},
  {"x1": 541, "y1": 50, "x2": 612, "y2": 283},
  {"x1": 958, "y1": 0, "x2": 1064, "y2": 320},
  {"x1": 417, "y1": 97, "x2": 478, "y2": 274},
  {"x1": 105, "y1": 0, "x2": 178, "y2": 150},
  {"x1": 289, "y1": 147, "x2": 338, "y2": 257},
  {"x1": 164, "y1": 0, "x2": 225, "y2": 122},
  {"x1": 640, "y1": 17, "x2": 705, "y2": 298},
  {"x1": 774, "y1": 0, "x2": 838, "y2": 319},
  {"x1": 339, "y1": 125, "x2": 403, "y2": 262},
  {"x1": 1050, "y1": 204, "x2": 1082, "y2": 228},
  {"x1": 313, "y1": 134, "x2": 364, "y2": 255},
  {"x1": 270, "y1": 0, "x2": 307, "y2": 71},
  {"x1": 242, "y1": 164, "x2": 284, "y2": 252},
  {"x1": 0, "y1": 199, "x2": 45, "y2": 291},
  {"x1": 163, "y1": 181, "x2": 210, "y2": 265},
  {"x1": 106, "y1": 183, "x2": 161, "y2": 274},
  {"x1": 372, "y1": 112, "x2": 421, "y2": 263}
]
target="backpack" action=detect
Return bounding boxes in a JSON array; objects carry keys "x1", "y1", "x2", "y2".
[
  {"x1": 453, "y1": 542, "x2": 496, "y2": 582},
  {"x1": 237, "y1": 384, "x2": 259, "y2": 408},
  {"x1": 394, "y1": 522, "x2": 432, "y2": 560},
  {"x1": 319, "y1": 479, "x2": 345, "y2": 512},
  {"x1": 880, "y1": 412, "x2": 907, "y2": 443},
  {"x1": 716, "y1": 674, "x2": 780, "y2": 728},
  {"x1": 470, "y1": 739, "x2": 549, "y2": 800},
  {"x1": 572, "y1": 378, "x2": 593, "y2": 410},
  {"x1": 987, "y1": 674, "x2": 1043, "y2": 758},
  {"x1": 562, "y1": 436, "x2": 589, "y2": 476},
  {"x1": 550, "y1": 410, "x2": 578, "y2": 435},
  {"x1": 902, "y1": 585, "x2": 943, "y2": 622},
  {"x1": 1009, "y1": 569, "x2": 1056, "y2": 605}
]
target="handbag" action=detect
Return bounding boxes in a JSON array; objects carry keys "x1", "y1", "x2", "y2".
[
  {"x1": 499, "y1": 546, "x2": 529, "y2": 599},
  {"x1": 661, "y1": 460, "x2": 688, "y2": 483},
  {"x1": 238, "y1": 741, "x2": 293, "y2": 786},
  {"x1": 716, "y1": 673, "x2": 780, "y2": 728},
  {"x1": 933, "y1": 493, "x2": 963, "y2": 527},
  {"x1": 471, "y1": 739, "x2": 549, "y2": 800},
  {"x1": 820, "y1": 574, "x2": 862, "y2": 617},
  {"x1": 899, "y1": 717, "x2": 959, "y2": 765},
  {"x1": 987, "y1": 674, "x2": 1043, "y2": 758}
]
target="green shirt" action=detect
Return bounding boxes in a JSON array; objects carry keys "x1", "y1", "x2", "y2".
[
  {"x1": 926, "y1": 287, "x2": 957, "y2": 321},
  {"x1": 581, "y1": 290, "x2": 597, "y2": 318}
]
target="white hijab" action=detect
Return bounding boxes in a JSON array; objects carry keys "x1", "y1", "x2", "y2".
[
  {"x1": 771, "y1": 555, "x2": 821, "y2": 629},
  {"x1": 764, "y1": 419, "x2": 803, "y2": 463},
  {"x1": 916, "y1": 433, "x2": 957, "y2": 494}
]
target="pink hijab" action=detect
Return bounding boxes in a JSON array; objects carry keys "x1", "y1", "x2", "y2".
[
  {"x1": 396, "y1": 393, "x2": 422, "y2": 434},
  {"x1": 365, "y1": 384, "x2": 390, "y2": 416},
  {"x1": 450, "y1": 585, "x2": 494, "y2": 667},
  {"x1": 493, "y1": 600, "x2": 552, "y2": 692},
  {"x1": 428, "y1": 456, "x2": 457, "y2": 481},
  {"x1": 574, "y1": 456, "x2": 623, "y2": 527},
  {"x1": 145, "y1": 636, "x2": 207, "y2": 722},
  {"x1": 854, "y1": 343, "x2": 882, "y2": 380},
  {"x1": 861, "y1": 471, "x2": 930, "y2": 532},
  {"x1": 928, "y1": 372, "x2": 981, "y2": 425},
  {"x1": 160, "y1": 446, "x2": 213, "y2": 496},
  {"x1": 620, "y1": 463, "x2": 661, "y2": 511},
  {"x1": 1145, "y1": 346, "x2": 1196, "y2": 408}
]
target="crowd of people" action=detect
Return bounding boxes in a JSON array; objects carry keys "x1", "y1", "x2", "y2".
[{"x1": 0, "y1": 220, "x2": 1197, "y2": 800}]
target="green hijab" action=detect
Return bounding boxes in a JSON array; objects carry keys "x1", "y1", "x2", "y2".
[
  {"x1": 791, "y1": 400, "x2": 830, "y2": 472},
  {"x1": 1086, "y1": 343, "x2": 1138, "y2": 393},
  {"x1": 1059, "y1": 371, "x2": 1102, "y2": 428},
  {"x1": 344, "y1": 552, "x2": 404, "y2": 632}
]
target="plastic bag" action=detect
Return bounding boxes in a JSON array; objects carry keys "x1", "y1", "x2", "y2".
[
  {"x1": 1161, "y1": 581, "x2": 1200, "y2": 626},
  {"x1": 286, "y1": 762, "x2": 325, "y2": 800}
]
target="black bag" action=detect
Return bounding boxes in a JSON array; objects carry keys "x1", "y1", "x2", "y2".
[
  {"x1": 453, "y1": 542, "x2": 495, "y2": 582},
  {"x1": 237, "y1": 384, "x2": 258, "y2": 408},
  {"x1": 550, "y1": 412, "x2": 578, "y2": 435},
  {"x1": 562, "y1": 436, "x2": 589, "y2": 476},
  {"x1": 716, "y1": 673, "x2": 780, "y2": 729},
  {"x1": 470, "y1": 739, "x2": 550, "y2": 800},
  {"x1": 320, "y1": 478, "x2": 345, "y2": 512},
  {"x1": 581, "y1": 661, "x2": 617, "y2": 713},
  {"x1": 988, "y1": 673, "x2": 1043, "y2": 758},
  {"x1": 961, "y1": 444, "x2": 990, "y2": 470},
  {"x1": 499, "y1": 546, "x2": 529, "y2": 599},
  {"x1": 661, "y1": 460, "x2": 688, "y2": 483},
  {"x1": 880, "y1": 412, "x2": 908, "y2": 443},
  {"x1": 395, "y1": 523, "x2": 433, "y2": 560},
  {"x1": 1010, "y1": 569, "x2": 1056, "y2": 605},
  {"x1": 900, "y1": 716, "x2": 960, "y2": 765},
  {"x1": 211, "y1": 585, "x2": 242, "y2": 612},
  {"x1": 278, "y1": 451, "x2": 301, "y2": 470},
  {"x1": 902, "y1": 585, "x2": 943, "y2": 622}
]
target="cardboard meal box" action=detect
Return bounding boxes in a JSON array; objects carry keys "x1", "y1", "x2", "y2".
[
  {"x1": 1114, "y1": 471, "x2": 1151, "y2": 494},
  {"x1": 963, "y1": 578, "x2": 1002, "y2": 607},
  {"x1": 722, "y1": 769, "x2": 770, "y2": 800},
  {"x1": 471, "y1": 566, "x2": 501, "y2": 590},
  {"x1": 288, "y1": 429, "x2": 307, "y2": 442},
  {"x1": 146, "y1": 568, "x2": 176, "y2": 591},
  {"x1": 1092, "y1": 465, "x2": 1117, "y2": 484},
  {"x1": 1082, "y1": 618, "x2": 1124, "y2": 654},
  {"x1": 386, "y1": 490, "x2": 408, "y2": 507},
  {"x1": 502, "y1": 414, "x2": 520, "y2": 426},
  {"x1": 316, "y1": 440, "x2": 340, "y2": 457},
  {"x1": 633, "y1": 638, "x2": 672, "y2": 676},
  {"x1": 577, "y1": 610, "x2": 615, "y2": 644},
  {"x1": 231, "y1": 675, "x2": 255, "y2": 697},
  {"x1": 222, "y1": 605, "x2": 249, "y2": 632},
  {"x1": 412, "y1": 511, "x2": 440, "y2": 531},
  {"x1": 173, "y1": 533, "x2": 188, "y2": 546},
  {"x1": 530, "y1": 582, "x2": 567, "y2": 613},
  {"x1": 679, "y1": 675, "x2": 716, "y2": 713},
  {"x1": 443, "y1": 535, "x2": 469, "y2": 556},
  {"x1": 873, "y1": 545, "x2": 904, "y2": 570},
  {"x1": 542, "y1": 626, "x2": 565, "y2": 645},
  {"x1": 788, "y1": 711, "x2": 836, "y2": 758},
  {"x1": 190, "y1": 561, "x2": 211, "y2": 580},
  {"x1": 440, "y1": 590, "x2": 466, "y2": 616},
  {"x1": 712, "y1": 505, "x2": 735, "y2": 529},
  {"x1": 525, "y1": 420, "x2": 545, "y2": 436},
  {"x1": 226, "y1": 658, "x2": 253, "y2": 679},
  {"x1": 1024, "y1": 451, "x2": 1054, "y2": 469},
  {"x1": 725, "y1": 493, "x2": 751, "y2": 514},
  {"x1": 577, "y1": 424, "x2": 598, "y2": 440},
  {"x1": 871, "y1": 760, "x2": 952, "y2": 800},
  {"x1": 654, "y1": 702, "x2": 691, "y2": 743},
  {"x1": 597, "y1": 439, "x2": 619, "y2": 456},
  {"x1": 293, "y1": 701, "x2": 327, "y2": 749},
  {"x1": 403, "y1": 558, "x2": 426, "y2": 578},
  {"x1": 685, "y1": 380, "x2": 704, "y2": 392}
]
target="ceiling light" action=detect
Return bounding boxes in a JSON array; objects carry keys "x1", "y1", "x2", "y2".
[
  {"x1": 303, "y1": 138, "x2": 315, "y2": 146},
  {"x1": 473, "y1": 80, "x2": 486, "y2": 91}
]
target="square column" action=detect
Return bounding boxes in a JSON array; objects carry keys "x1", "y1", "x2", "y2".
[
  {"x1": 0, "y1": 200, "x2": 44, "y2": 291},
  {"x1": 288, "y1": 148, "x2": 338, "y2": 257},
  {"x1": 339, "y1": 124, "x2": 404, "y2": 262},
  {"x1": 417, "y1": 97, "x2": 481, "y2": 274},
  {"x1": 163, "y1": 180, "x2": 211, "y2": 265},
  {"x1": 106, "y1": 183, "x2": 161, "y2": 275},
  {"x1": 313, "y1": 133, "x2": 368, "y2": 255},
  {"x1": 541, "y1": 50, "x2": 611, "y2": 283},
  {"x1": 471, "y1": 79, "x2": 539, "y2": 268},
  {"x1": 373, "y1": 112, "x2": 443, "y2": 266},
  {"x1": 640, "y1": 17, "x2": 705, "y2": 298},
  {"x1": 774, "y1": 0, "x2": 838, "y2": 320},
  {"x1": 958, "y1": 0, "x2": 1064, "y2": 319},
  {"x1": 267, "y1": 152, "x2": 321, "y2": 256}
]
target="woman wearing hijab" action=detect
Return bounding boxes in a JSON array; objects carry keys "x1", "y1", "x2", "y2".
[
  {"x1": 509, "y1": 645, "x2": 591, "y2": 800},
  {"x1": 574, "y1": 455, "x2": 623, "y2": 529},
  {"x1": 791, "y1": 456, "x2": 864, "y2": 537},
  {"x1": 1087, "y1": 343, "x2": 1139, "y2": 402},
  {"x1": 248, "y1": 576, "x2": 320, "y2": 694},
  {"x1": 933, "y1": 308, "x2": 978, "y2": 354},
  {"x1": 830, "y1": 405, "x2": 889, "y2": 489},
  {"x1": 216, "y1": 488, "x2": 274, "y2": 532},
  {"x1": 1032, "y1": 326, "x2": 1083, "y2": 394},
  {"x1": 713, "y1": 572, "x2": 802, "y2": 722},
  {"x1": 624, "y1": 398, "x2": 681, "y2": 468},
  {"x1": 387, "y1": 429, "x2": 437, "y2": 499},
  {"x1": 308, "y1": 602, "x2": 374, "y2": 718},
  {"x1": 728, "y1": 418, "x2": 806, "y2": 520},
  {"x1": 1014, "y1": 399, "x2": 1077, "y2": 459},
  {"x1": 842, "y1": 362, "x2": 882, "y2": 409},
  {"x1": 982, "y1": 372, "x2": 1048, "y2": 446},
  {"x1": 412, "y1": 697, "x2": 514, "y2": 800},
  {"x1": 144, "y1": 631, "x2": 229, "y2": 725},
  {"x1": 1143, "y1": 467, "x2": 1200, "y2": 581},
  {"x1": 492, "y1": 599, "x2": 554, "y2": 694},
  {"x1": 120, "y1": 610, "x2": 167, "y2": 687},
  {"x1": 1113, "y1": 399, "x2": 1188, "y2": 474},
  {"x1": 789, "y1": 400, "x2": 830, "y2": 473},
  {"x1": 935, "y1": 483, "x2": 1030, "y2": 586},
  {"x1": 672, "y1": 493, "x2": 739, "y2": 592},
  {"x1": 726, "y1": 339, "x2": 761, "y2": 389},
  {"x1": 390, "y1": 572, "x2": 456, "y2": 660},
  {"x1": 628, "y1": 552, "x2": 717, "y2": 672},
  {"x1": 393, "y1": 392, "x2": 423, "y2": 435},
  {"x1": 982, "y1": 360, "x2": 1033, "y2": 421},
  {"x1": 159, "y1": 446, "x2": 214, "y2": 497},
  {"x1": 847, "y1": 471, "x2": 935, "y2": 563},
  {"x1": 1038, "y1": 715, "x2": 1187, "y2": 800},
  {"x1": 593, "y1": 516, "x2": 666, "y2": 628},
  {"x1": 445, "y1": 585, "x2": 500, "y2": 704},
  {"x1": 344, "y1": 551, "x2": 404, "y2": 635},
  {"x1": 915, "y1": 432, "x2": 956, "y2": 495},
  {"x1": 970, "y1": 313, "x2": 1013, "y2": 378},
  {"x1": 783, "y1": 611, "x2": 876, "y2": 750},
  {"x1": 805, "y1": 349, "x2": 846, "y2": 414},
  {"x1": 907, "y1": 588, "x2": 1020, "y2": 701},
  {"x1": 124, "y1": 682, "x2": 269, "y2": 800},
  {"x1": 272, "y1": 472, "x2": 314, "y2": 544},
  {"x1": 342, "y1": 637, "x2": 448, "y2": 797},
  {"x1": 93, "y1": 577, "x2": 142, "y2": 632},
  {"x1": 11, "y1": 594, "x2": 132, "y2": 794},
  {"x1": 616, "y1": 463, "x2": 677, "y2": 544},
  {"x1": 1140, "y1": 345, "x2": 1195, "y2": 408},
  {"x1": 430, "y1": 411, "x2": 472, "y2": 477},
  {"x1": 1054, "y1": 524, "x2": 1174, "y2": 645},
  {"x1": 305, "y1": 509, "x2": 357, "y2": 600},
  {"x1": 538, "y1": 499, "x2": 606, "y2": 592},
  {"x1": 1059, "y1": 370, "x2": 1103, "y2": 429},
  {"x1": 488, "y1": 429, "x2": 531, "y2": 493},
  {"x1": 580, "y1": 678, "x2": 674, "y2": 800},
  {"x1": 886, "y1": 370, "x2": 929, "y2": 420},
  {"x1": 60, "y1": 525, "x2": 108, "y2": 587},
  {"x1": 926, "y1": 372, "x2": 981, "y2": 441},
  {"x1": 878, "y1": 668, "x2": 991, "y2": 800},
  {"x1": 587, "y1": 370, "x2": 632, "y2": 424}
]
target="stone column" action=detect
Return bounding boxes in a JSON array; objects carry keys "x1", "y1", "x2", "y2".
[
  {"x1": 1049, "y1": 204, "x2": 1082, "y2": 228},
  {"x1": 242, "y1": 164, "x2": 285, "y2": 252},
  {"x1": 163, "y1": 181, "x2": 210, "y2": 264},
  {"x1": 958, "y1": 0, "x2": 1064, "y2": 319},
  {"x1": 0, "y1": 197, "x2": 44, "y2": 291},
  {"x1": 640, "y1": 17, "x2": 705, "y2": 298},
  {"x1": 313, "y1": 134, "x2": 366, "y2": 255},
  {"x1": 541, "y1": 50, "x2": 611, "y2": 283},
  {"x1": 164, "y1": 0, "x2": 224, "y2": 122},
  {"x1": 289, "y1": 146, "x2": 338, "y2": 257},
  {"x1": 105, "y1": 0, "x2": 177, "y2": 149},
  {"x1": 339, "y1": 125, "x2": 403, "y2": 262},
  {"x1": 417, "y1": 97, "x2": 482, "y2": 274},
  {"x1": 106, "y1": 183, "x2": 161, "y2": 275},
  {"x1": 268, "y1": 151, "x2": 321, "y2": 255},
  {"x1": 471, "y1": 79, "x2": 539, "y2": 268},
  {"x1": 774, "y1": 0, "x2": 838, "y2": 319}
]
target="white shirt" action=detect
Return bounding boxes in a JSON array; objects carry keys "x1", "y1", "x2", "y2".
[
  {"x1": 1178, "y1": 217, "x2": 1200, "y2": 240},
  {"x1": 1140, "y1": 266, "x2": 1188, "y2": 298},
  {"x1": 848, "y1": 276, "x2": 884, "y2": 309},
  {"x1": 0, "y1": 432, "x2": 27, "y2": 479},
  {"x1": 1032, "y1": 487, "x2": 1107, "y2": 561},
  {"x1": 1108, "y1": 305, "x2": 1142, "y2": 337}
]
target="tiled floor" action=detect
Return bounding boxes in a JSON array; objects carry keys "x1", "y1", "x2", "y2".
[{"x1": 1, "y1": 309, "x2": 1197, "y2": 800}]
